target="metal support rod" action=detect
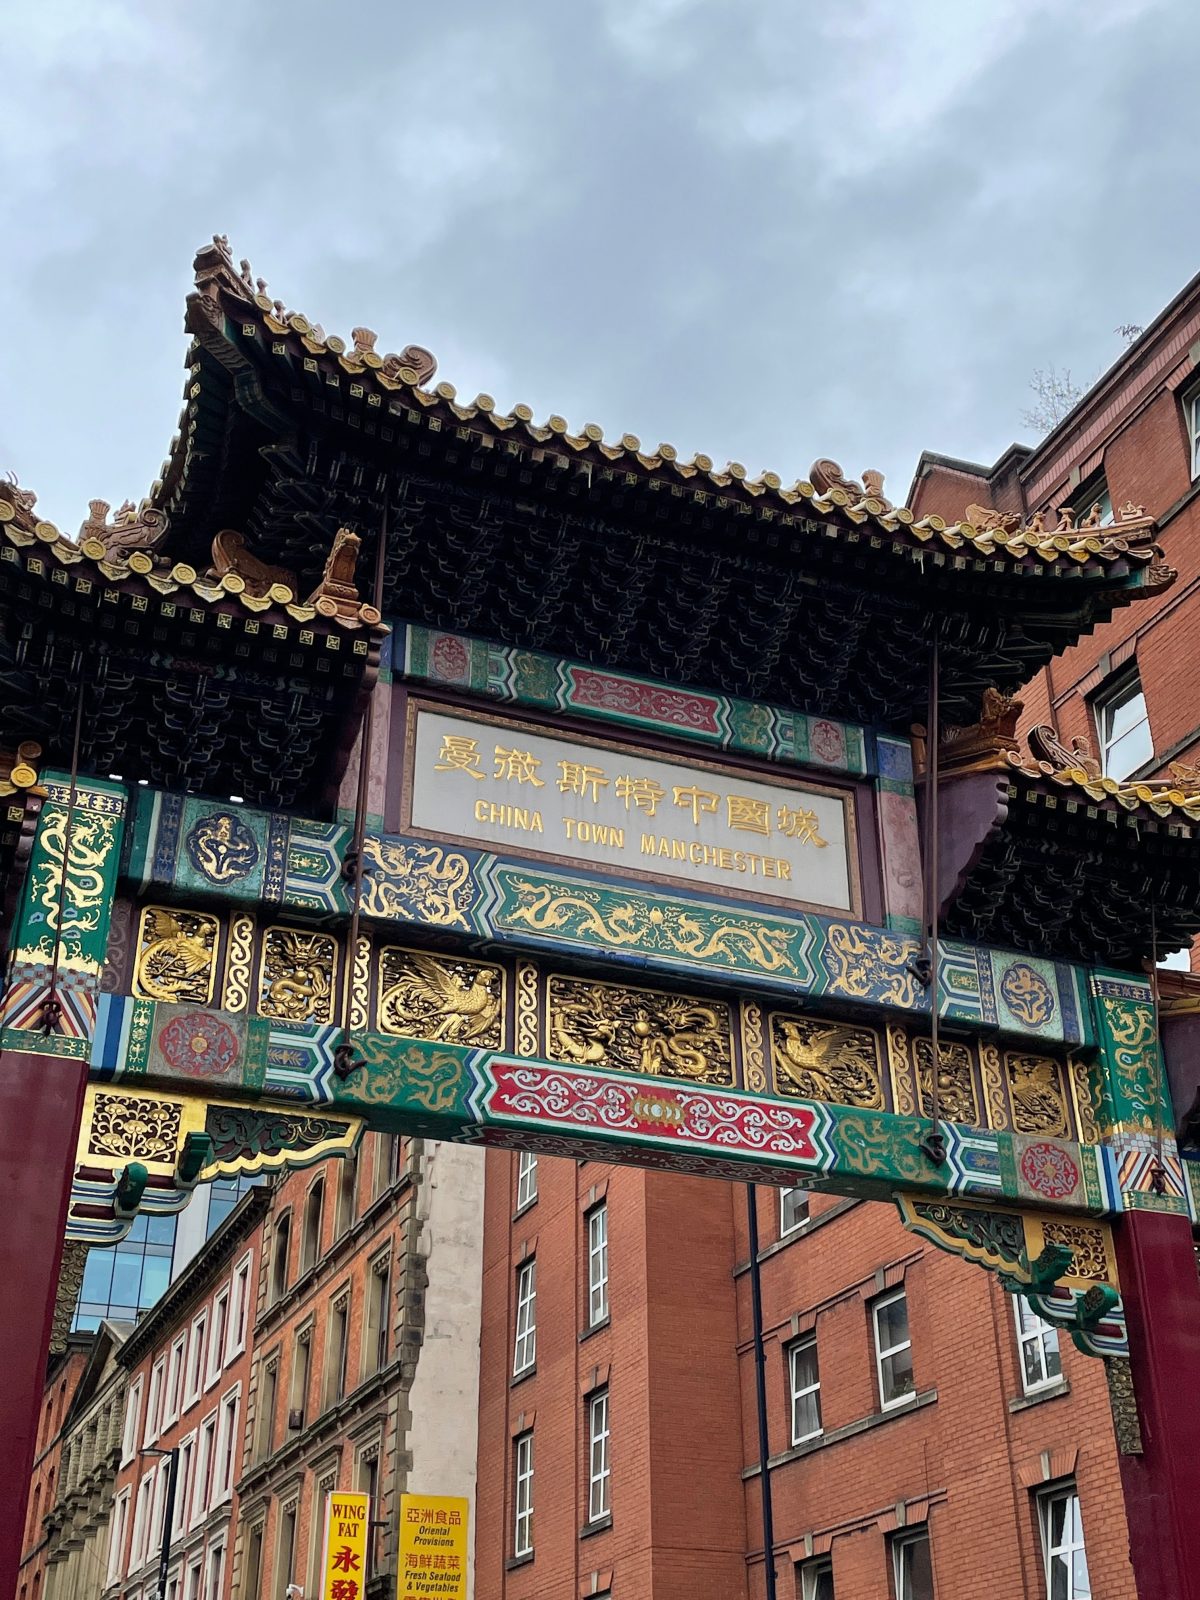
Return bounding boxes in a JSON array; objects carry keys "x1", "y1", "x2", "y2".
[
  {"x1": 338, "y1": 495, "x2": 391, "y2": 1058},
  {"x1": 745, "y1": 1184, "x2": 778, "y2": 1600},
  {"x1": 141, "y1": 1443, "x2": 180, "y2": 1600}
]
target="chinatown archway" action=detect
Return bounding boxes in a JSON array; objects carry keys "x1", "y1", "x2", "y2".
[{"x1": 2, "y1": 238, "x2": 1199, "y2": 1600}]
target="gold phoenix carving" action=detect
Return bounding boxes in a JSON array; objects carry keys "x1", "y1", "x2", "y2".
[
  {"x1": 257, "y1": 927, "x2": 337, "y2": 1023},
  {"x1": 546, "y1": 974, "x2": 733, "y2": 1084},
  {"x1": 912, "y1": 1036, "x2": 979, "y2": 1126},
  {"x1": 133, "y1": 905, "x2": 220, "y2": 1004},
  {"x1": 378, "y1": 947, "x2": 504, "y2": 1046},
  {"x1": 1005, "y1": 1050, "x2": 1069, "y2": 1137},
  {"x1": 770, "y1": 1013, "x2": 883, "y2": 1108}
]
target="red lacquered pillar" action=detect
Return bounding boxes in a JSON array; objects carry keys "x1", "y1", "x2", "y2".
[
  {"x1": 1113, "y1": 1208, "x2": 1200, "y2": 1600},
  {"x1": 0, "y1": 1049, "x2": 88, "y2": 1599}
]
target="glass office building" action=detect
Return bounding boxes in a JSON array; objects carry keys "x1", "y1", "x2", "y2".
[{"x1": 72, "y1": 1177, "x2": 262, "y2": 1331}]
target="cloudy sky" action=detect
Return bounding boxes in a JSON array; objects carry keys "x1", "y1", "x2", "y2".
[{"x1": 4, "y1": 0, "x2": 1200, "y2": 531}]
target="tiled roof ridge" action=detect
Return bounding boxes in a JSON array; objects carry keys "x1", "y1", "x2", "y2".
[
  {"x1": 0, "y1": 488, "x2": 388, "y2": 637},
  {"x1": 1007, "y1": 724, "x2": 1200, "y2": 820},
  {"x1": 164, "y1": 236, "x2": 1173, "y2": 585}
]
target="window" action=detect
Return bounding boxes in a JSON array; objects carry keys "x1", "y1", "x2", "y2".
[
  {"x1": 359, "y1": 1454, "x2": 381, "y2": 1574},
  {"x1": 800, "y1": 1557, "x2": 834, "y2": 1600},
  {"x1": 130, "y1": 1472, "x2": 155, "y2": 1570},
  {"x1": 873, "y1": 1290, "x2": 915, "y2": 1410},
  {"x1": 227, "y1": 1252, "x2": 252, "y2": 1359},
  {"x1": 241, "y1": 1525, "x2": 264, "y2": 1600},
  {"x1": 165, "y1": 1334, "x2": 187, "y2": 1427},
  {"x1": 513, "y1": 1431, "x2": 534, "y2": 1558},
  {"x1": 275, "y1": 1503, "x2": 298, "y2": 1600},
  {"x1": 893, "y1": 1530, "x2": 934, "y2": 1600},
  {"x1": 256, "y1": 1359, "x2": 278, "y2": 1461},
  {"x1": 587, "y1": 1205, "x2": 609, "y2": 1327},
  {"x1": 781, "y1": 1187, "x2": 809, "y2": 1236},
  {"x1": 301, "y1": 1179, "x2": 325, "y2": 1273},
  {"x1": 203, "y1": 1543, "x2": 226, "y2": 1600},
  {"x1": 149, "y1": 1458, "x2": 170, "y2": 1555},
  {"x1": 270, "y1": 1214, "x2": 291, "y2": 1303},
  {"x1": 1015, "y1": 1300, "x2": 1062, "y2": 1394},
  {"x1": 514, "y1": 1260, "x2": 537, "y2": 1375},
  {"x1": 289, "y1": 1335, "x2": 311, "y2": 1430},
  {"x1": 337, "y1": 1150, "x2": 359, "y2": 1235},
  {"x1": 207, "y1": 1288, "x2": 230, "y2": 1387},
  {"x1": 191, "y1": 1412, "x2": 217, "y2": 1524},
  {"x1": 587, "y1": 1389, "x2": 610, "y2": 1523},
  {"x1": 107, "y1": 1487, "x2": 131, "y2": 1583},
  {"x1": 1038, "y1": 1485, "x2": 1091, "y2": 1599},
  {"x1": 184, "y1": 1312, "x2": 207, "y2": 1407},
  {"x1": 364, "y1": 1259, "x2": 391, "y2": 1378},
  {"x1": 213, "y1": 1386, "x2": 240, "y2": 1503},
  {"x1": 325, "y1": 1297, "x2": 350, "y2": 1408},
  {"x1": 375, "y1": 1132, "x2": 403, "y2": 1197},
  {"x1": 144, "y1": 1357, "x2": 166, "y2": 1445},
  {"x1": 1187, "y1": 388, "x2": 1200, "y2": 479},
  {"x1": 121, "y1": 1377, "x2": 144, "y2": 1465},
  {"x1": 184, "y1": 1556, "x2": 203, "y2": 1600},
  {"x1": 789, "y1": 1337, "x2": 822, "y2": 1444},
  {"x1": 516, "y1": 1151, "x2": 538, "y2": 1211},
  {"x1": 173, "y1": 1434, "x2": 194, "y2": 1537},
  {"x1": 1095, "y1": 674, "x2": 1152, "y2": 781}
]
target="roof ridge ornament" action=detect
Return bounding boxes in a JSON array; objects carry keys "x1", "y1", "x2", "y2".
[
  {"x1": 209, "y1": 529, "x2": 297, "y2": 601},
  {"x1": 306, "y1": 528, "x2": 366, "y2": 622},
  {"x1": 939, "y1": 688, "x2": 1025, "y2": 775},
  {"x1": 80, "y1": 498, "x2": 170, "y2": 558}
]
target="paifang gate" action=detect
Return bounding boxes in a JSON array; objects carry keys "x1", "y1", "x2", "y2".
[{"x1": 2, "y1": 236, "x2": 1200, "y2": 1598}]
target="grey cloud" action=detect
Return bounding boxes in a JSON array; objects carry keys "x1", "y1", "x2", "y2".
[{"x1": 3, "y1": 0, "x2": 1199, "y2": 531}]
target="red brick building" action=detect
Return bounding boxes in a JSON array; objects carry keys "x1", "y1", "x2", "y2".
[
  {"x1": 17, "y1": 1334, "x2": 93, "y2": 1600},
  {"x1": 474, "y1": 271, "x2": 1200, "y2": 1600},
  {"x1": 105, "y1": 1186, "x2": 269, "y2": 1600}
]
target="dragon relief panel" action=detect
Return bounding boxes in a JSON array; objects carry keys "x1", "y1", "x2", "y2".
[
  {"x1": 133, "y1": 906, "x2": 220, "y2": 1005},
  {"x1": 769, "y1": 1012, "x2": 884, "y2": 1108},
  {"x1": 1005, "y1": 1050, "x2": 1070, "y2": 1137},
  {"x1": 911, "y1": 1035, "x2": 980, "y2": 1126},
  {"x1": 377, "y1": 947, "x2": 504, "y2": 1047},
  {"x1": 545, "y1": 974, "x2": 734, "y2": 1085},
  {"x1": 257, "y1": 927, "x2": 338, "y2": 1023}
]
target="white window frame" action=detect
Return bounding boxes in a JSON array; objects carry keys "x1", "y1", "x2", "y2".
[
  {"x1": 149, "y1": 1456, "x2": 171, "y2": 1557},
  {"x1": 588, "y1": 1204, "x2": 609, "y2": 1328},
  {"x1": 1187, "y1": 387, "x2": 1200, "y2": 480},
  {"x1": 130, "y1": 1471, "x2": 155, "y2": 1571},
  {"x1": 183, "y1": 1555, "x2": 204, "y2": 1600},
  {"x1": 587, "y1": 1389, "x2": 610, "y2": 1523},
  {"x1": 191, "y1": 1410, "x2": 217, "y2": 1526},
  {"x1": 800, "y1": 1556, "x2": 833, "y2": 1600},
  {"x1": 873, "y1": 1289, "x2": 916, "y2": 1411},
  {"x1": 1095, "y1": 674, "x2": 1152, "y2": 782},
  {"x1": 1038, "y1": 1484, "x2": 1091, "y2": 1599},
  {"x1": 206, "y1": 1286, "x2": 230, "y2": 1388},
  {"x1": 121, "y1": 1375, "x2": 144, "y2": 1466},
  {"x1": 203, "y1": 1538, "x2": 226, "y2": 1600},
  {"x1": 513, "y1": 1431, "x2": 534, "y2": 1558},
  {"x1": 1014, "y1": 1299, "x2": 1062, "y2": 1395},
  {"x1": 789, "y1": 1336, "x2": 822, "y2": 1445},
  {"x1": 107, "y1": 1486, "x2": 132, "y2": 1583},
  {"x1": 212, "y1": 1383, "x2": 241, "y2": 1505},
  {"x1": 513, "y1": 1259, "x2": 537, "y2": 1376},
  {"x1": 780, "y1": 1186, "x2": 810, "y2": 1236},
  {"x1": 893, "y1": 1528, "x2": 934, "y2": 1600},
  {"x1": 164, "y1": 1333, "x2": 187, "y2": 1429},
  {"x1": 227, "y1": 1250, "x2": 253, "y2": 1361},
  {"x1": 173, "y1": 1431, "x2": 196, "y2": 1538},
  {"x1": 516, "y1": 1151, "x2": 538, "y2": 1211},
  {"x1": 144, "y1": 1356, "x2": 166, "y2": 1446},
  {"x1": 184, "y1": 1311, "x2": 207, "y2": 1408}
]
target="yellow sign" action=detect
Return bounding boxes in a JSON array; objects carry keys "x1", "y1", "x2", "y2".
[
  {"x1": 399, "y1": 1493, "x2": 469, "y2": 1600},
  {"x1": 319, "y1": 1491, "x2": 371, "y2": 1600}
]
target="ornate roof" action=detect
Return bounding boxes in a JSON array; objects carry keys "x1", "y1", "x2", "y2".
[
  {"x1": 117, "y1": 236, "x2": 1173, "y2": 728},
  {"x1": 937, "y1": 700, "x2": 1200, "y2": 966}
]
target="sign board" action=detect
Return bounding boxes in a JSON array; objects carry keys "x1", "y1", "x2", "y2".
[
  {"x1": 399, "y1": 1493, "x2": 470, "y2": 1599},
  {"x1": 406, "y1": 705, "x2": 856, "y2": 913},
  {"x1": 319, "y1": 1491, "x2": 371, "y2": 1600}
]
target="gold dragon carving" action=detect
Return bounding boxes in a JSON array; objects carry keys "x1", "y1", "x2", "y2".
[
  {"x1": 769, "y1": 1014, "x2": 884, "y2": 1108},
  {"x1": 912, "y1": 1036, "x2": 979, "y2": 1126},
  {"x1": 546, "y1": 974, "x2": 733, "y2": 1085},
  {"x1": 378, "y1": 948, "x2": 504, "y2": 1047},
  {"x1": 133, "y1": 906, "x2": 220, "y2": 1004},
  {"x1": 33, "y1": 808, "x2": 118, "y2": 938},
  {"x1": 257, "y1": 928, "x2": 337, "y2": 1023}
]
